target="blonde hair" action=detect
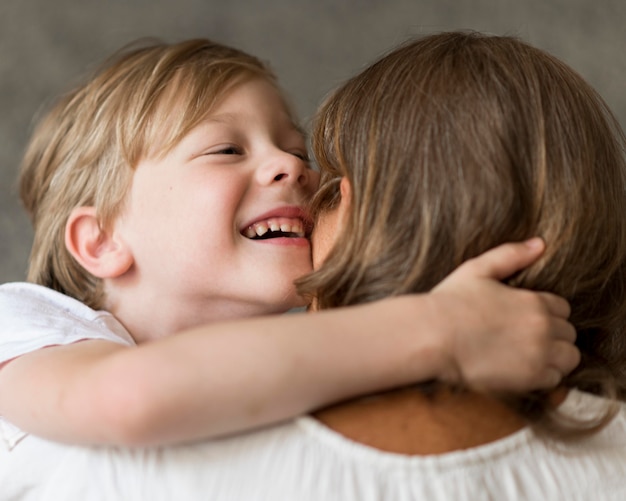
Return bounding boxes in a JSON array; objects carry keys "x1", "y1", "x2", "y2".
[
  {"x1": 299, "y1": 32, "x2": 626, "y2": 438},
  {"x1": 19, "y1": 39, "x2": 276, "y2": 309}
]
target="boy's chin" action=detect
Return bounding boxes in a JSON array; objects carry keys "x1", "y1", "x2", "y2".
[
  {"x1": 289, "y1": 294, "x2": 309, "y2": 310},
  {"x1": 270, "y1": 293, "x2": 308, "y2": 314},
  {"x1": 286, "y1": 305, "x2": 309, "y2": 314}
]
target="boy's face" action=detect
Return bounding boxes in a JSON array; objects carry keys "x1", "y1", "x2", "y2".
[{"x1": 113, "y1": 78, "x2": 319, "y2": 332}]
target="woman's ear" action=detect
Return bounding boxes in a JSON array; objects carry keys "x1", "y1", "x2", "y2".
[
  {"x1": 311, "y1": 177, "x2": 352, "y2": 270},
  {"x1": 65, "y1": 207, "x2": 133, "y2": 279},
  {"x1": 338, "y1": 177, "x2": 351, "y2": 221}
]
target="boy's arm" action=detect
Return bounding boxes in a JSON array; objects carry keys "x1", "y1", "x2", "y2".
[{"x1": 0, "y1": 239, "x2": 578, "y2": 447}]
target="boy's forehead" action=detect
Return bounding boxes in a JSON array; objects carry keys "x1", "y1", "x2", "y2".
[
  {"x1": 215, "y1": 79, "x2": 299, "y2": 118},
  {"x1": 202, "y1": 109, "x2": 304, "y2": 133},
  {"x1": 138, "y1": 85, "x2": 232, "y2": 160},
  {"x1": 192, "y1": 79, "x2": 304, "y2": 135},
  {"x1": 145, "y1": 83, "x2": 305, "y2": 160}
]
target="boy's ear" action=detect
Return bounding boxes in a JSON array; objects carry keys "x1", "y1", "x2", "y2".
[{"x1": 65, "y1": 207, "x2": 133, "y2": 279}]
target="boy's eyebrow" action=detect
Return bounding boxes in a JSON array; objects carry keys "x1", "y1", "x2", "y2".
[
  {"x1": 203, "y1": 112, "x2": 308, "y2": 138},
  {"x1": 203, "y1": 113, "x2": 237, "y2": 124}
]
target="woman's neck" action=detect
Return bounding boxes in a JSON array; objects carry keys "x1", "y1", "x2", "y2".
[{"x1": 314, "y1": 386, "x2": 528, "y2": 455}]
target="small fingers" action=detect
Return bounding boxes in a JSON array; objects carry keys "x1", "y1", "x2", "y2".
[
  {"x1": 548, "y1": 339, "x2": 582, "y2": 377},
  {"x1": 508, "y1": 330, "x2": 579, "y2": 392},
  {"x1": 533, "y1": 367, "x2": 563, "y2": 390},
  {"x1": 531, "y1": 341, "x2": 580, "y2": 391},
  {"x1": 536, "y1": 291, "x2": 571, "y2": 319},
  {"x1": 456, "y1": 238, "x2": 546, "y2": 281},
  {"x1": 544, "y1": 316, "x2": 577, "y2": 344}
]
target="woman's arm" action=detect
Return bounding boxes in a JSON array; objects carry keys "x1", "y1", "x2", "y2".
[{"x1": 0, "y1": 239, "x2": 578, "y2": 446}]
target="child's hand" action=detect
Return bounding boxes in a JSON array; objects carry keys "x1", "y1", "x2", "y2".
[{"x1": 430, "y1": 238, "x2": 580, "y2": 393}]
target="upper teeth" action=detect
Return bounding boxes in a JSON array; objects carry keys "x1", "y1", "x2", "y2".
[{"x1": 244, "y1": 217, "x2": 305, "y2": 239}]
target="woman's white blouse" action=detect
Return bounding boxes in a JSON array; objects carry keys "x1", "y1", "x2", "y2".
[{"x1": 2, "y1": 390, "x2": 626, "y2": 500}]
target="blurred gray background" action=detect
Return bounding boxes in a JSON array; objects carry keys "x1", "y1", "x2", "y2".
[{"x1": 1, "y1": 0, "x2": 625, "y2": 283}]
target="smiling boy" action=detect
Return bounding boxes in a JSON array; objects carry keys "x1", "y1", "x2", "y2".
[{"x1": 85, "y1": 77, "x2": 318, "y2": 339}]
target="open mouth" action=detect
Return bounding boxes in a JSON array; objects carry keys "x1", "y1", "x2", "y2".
[{"x1": 242, "y1": 217, "x2": 309, "y2": 240}]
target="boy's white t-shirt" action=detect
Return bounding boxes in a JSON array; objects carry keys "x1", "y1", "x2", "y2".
[
  {"x1": 2, "y1": 282, "x2": 626, "y2": 500},
  {"x1": 0, "y1": 282, "x2": 135, "y2": 448}
]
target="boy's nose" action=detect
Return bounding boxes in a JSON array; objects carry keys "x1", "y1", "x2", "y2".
[{"x1": 258, "y1": 150, "x2": 319, "y2": 190}]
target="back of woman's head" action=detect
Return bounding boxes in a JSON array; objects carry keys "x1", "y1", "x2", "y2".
[{"x1": 300, "y1": 31, "x2": 626, "y2": 436}]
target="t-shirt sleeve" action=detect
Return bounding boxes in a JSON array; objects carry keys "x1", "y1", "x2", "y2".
[{"x1": 0, "y1": 282, "x2": 135, "y2": 366}]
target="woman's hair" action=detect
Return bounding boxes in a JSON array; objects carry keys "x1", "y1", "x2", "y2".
[
  {"x1": 20, "y1": 38, "x2": 278, "y2": 309},
  {"x1": 298, "y1": 31, "x2": 626, "y2": 438}
]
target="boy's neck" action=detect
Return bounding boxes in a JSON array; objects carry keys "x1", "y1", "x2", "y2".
[{"x1": 104, "y1": 284, "x2": 289, "y2": 343}]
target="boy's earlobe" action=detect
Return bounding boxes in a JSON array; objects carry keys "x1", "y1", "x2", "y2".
[{"x1": 65, "y1": 207, "x2": 133, "y2": 278}]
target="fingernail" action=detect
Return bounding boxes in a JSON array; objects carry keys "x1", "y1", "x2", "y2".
[{"x1": 524, "y1": 237, "x2": 544, "y2": 249}]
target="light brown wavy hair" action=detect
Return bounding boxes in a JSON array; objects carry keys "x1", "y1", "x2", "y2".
[
  {"x1": 19, "y1": 39, "x2": 278, "y2": 310},
  {"x1": 298, "y1": 31, "x2": 626, "y2": 438}
]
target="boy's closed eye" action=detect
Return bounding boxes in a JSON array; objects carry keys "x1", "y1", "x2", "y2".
[
  {"x1": 208, "y1": 145, "x2": 242, "y2": 155},
  {"x1": 290, "y1": 150, "x2": 310, "y2": 162},
  {"x1": 208, "y1": 145, "x2": 310, "y2": 163}
]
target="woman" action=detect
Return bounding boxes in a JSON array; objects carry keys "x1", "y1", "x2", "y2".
[
  {"x1": 12, "y1": 32, "x2": 626, "y2": 500},
  {"x1": 298, "y1": 30, "x2": 626, "y2": 497}
]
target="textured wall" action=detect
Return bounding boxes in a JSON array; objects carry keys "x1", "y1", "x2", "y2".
[{"x1": 1, "y1": 0, "x2": 625, "y2": 283}]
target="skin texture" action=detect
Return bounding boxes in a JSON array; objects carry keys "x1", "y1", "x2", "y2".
[{"x1": 315, "y1": 387, "x2": 527, "y2": 454}]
